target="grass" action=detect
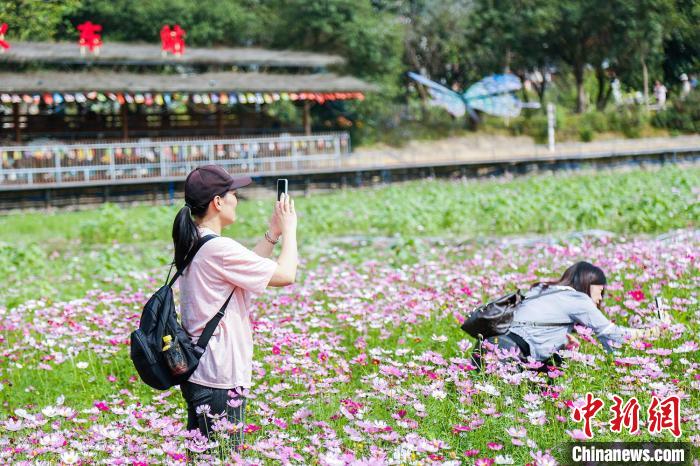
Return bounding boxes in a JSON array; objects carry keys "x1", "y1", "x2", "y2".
[
  {"x1": 1, "y1": 164, "x2": 697, "y2": 247},
  {"x1": 0, "y1": 164, "x2": 697, "y2": 310}
]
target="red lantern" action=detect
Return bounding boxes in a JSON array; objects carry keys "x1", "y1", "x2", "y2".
[
  {"x1": 161, "y1": 24, "x2": 186, "y2": 56},
  {"x1": 0, "y1": 23, "x2": 10, "y2": 52},
  {"x1": 77, "y1": 21, "x2": 103, "y2": 56}
]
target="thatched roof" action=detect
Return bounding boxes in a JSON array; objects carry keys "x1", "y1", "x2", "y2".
[
  {"x1": 0, "y1": 70, "x2": 377, "y2": 93},
  {"x1": 0, "y1": 41, "x2": 346, "y2": 68}
]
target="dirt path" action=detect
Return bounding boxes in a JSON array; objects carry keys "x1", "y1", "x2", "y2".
[{"x1": 345, "y1": 134, "x2": 700, "y2": 168}]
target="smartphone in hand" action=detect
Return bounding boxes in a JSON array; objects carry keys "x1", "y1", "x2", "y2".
[{"x1": 277, "y1": 178, "x2": 288, "y2": 201}]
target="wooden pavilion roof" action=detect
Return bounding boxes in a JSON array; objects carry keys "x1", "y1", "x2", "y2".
[
  {"x1": 0, "y1": 41, "x2": 346, "y2": 68},
  {"x1": 0, "y1": 70, "x2": 377, "y2": 93}
]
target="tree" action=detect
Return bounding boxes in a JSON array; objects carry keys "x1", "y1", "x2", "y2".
[
  {"x1": 545, "y1": 0, "x2": 620, "y2": 113},
  {"x1": 0, "y1": 0, "x2": 81, "y2": 41},
  {"x1": 661, "y1": 0, "x2": 700, "y2": 86},
  {"x1": 468, "y1": 0, "x2": 557, "y2": 108},
  {"x1": 65, "y1": 0, "x2": 267, "y2": 46},
  {"x1": 267, "y1": 0, "x2": 403, "y2": 82}
]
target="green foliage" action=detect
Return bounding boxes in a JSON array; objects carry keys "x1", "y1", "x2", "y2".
[
  {"x1": 0, "y1": 242, "x2": 44, "y2": 275},
  {"x1": 607, "y1": 106, "x2": 650, "y2": 138},
  {"x1": 0, "y1": 0, "x2": 80, "y2": 41},
  {"x1": 653, "y1": 91, "x2": 700, "y2": 134},
  {"x1": 78, "y1": 203, "x2": 173, "y2": 244},
  {"x1": 5, "y1": 166, "x2": 699, "y2": 246},
  {"x1": 484, "y1": 101, "x2": 659, "y2": 142},
  {"x1": 65, "y1": 0, "x2": 265, "y2": 45},
  {"x1": 265, "y1": 100, "x2": 300, "y2": 127},
  {"x1": 267, "y1": 0, "x2": 403, "y2": 82}
]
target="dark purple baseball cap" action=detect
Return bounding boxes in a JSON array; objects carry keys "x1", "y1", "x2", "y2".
[{"x1": 184, "y1": 165, "x2": 252, "y2": 208}]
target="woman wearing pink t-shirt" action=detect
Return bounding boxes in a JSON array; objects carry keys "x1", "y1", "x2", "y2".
[{"x1": 171, "y1": 165, "x2": 298, "y2": 449}]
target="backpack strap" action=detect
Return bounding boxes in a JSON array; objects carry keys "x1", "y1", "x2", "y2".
[
  {"x1": 192, "y1": 288, "x2": 235, "y2": 356},
  {"x1": 166, "y1": 233, "x2": 237, "y2": 357},
  {"x1": 167, "y1": 234, "x2": 218, "y2": 288},
  {"x1": 512, "y1": 288, "x2": 572, "y2": 327},
  {"x1": 505, "y1": 331, "x2": 531, "y2": 358},
  {"x1": 522, "y1": 287, "x2": 568, "y2": 302}
]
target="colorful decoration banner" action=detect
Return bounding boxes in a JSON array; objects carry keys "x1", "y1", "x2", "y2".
[{"x1": 4, "y1": 91, "x2": 366, "y2": 108}]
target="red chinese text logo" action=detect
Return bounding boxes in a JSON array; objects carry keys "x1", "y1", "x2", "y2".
[
  {"x1": 648, "y1": 395, "x2": 681, "y2": 438},
  {"x1": 609, "y1": 395, "x2": 640, "y2": 434},
  {"x1": 160, "y1": 24, "x2": 185, "y2": 56},
  {"x1": 572, "y1": 392, "x2": 604, "y2": 438},
  {"x1": 77, "y1": 21, "x2": 102, "y2": 56},
  {"x1": 0, "y1": 23, "x2": 9, "y2": 52},
  {"x1": 571, "y1": 393, "x2": 681, "y2": 439}
]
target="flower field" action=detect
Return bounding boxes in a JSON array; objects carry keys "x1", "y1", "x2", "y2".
[{"x1": 0, "y1": 165, "x2": 698, "y2": 465}]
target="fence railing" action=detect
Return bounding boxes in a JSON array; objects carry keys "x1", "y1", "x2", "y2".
[{"x1": 0, "y1": 132, "x2": 351, "y2": 188}]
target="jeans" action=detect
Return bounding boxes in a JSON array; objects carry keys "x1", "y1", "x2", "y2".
[
  {"x1": 470, "y1": 333, "x2": 524, "y2": 370},
  {"x1": 180, "y1": 380, "x2": 247, "y2": 450}
]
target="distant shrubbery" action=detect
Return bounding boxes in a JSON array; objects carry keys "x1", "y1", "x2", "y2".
[
  {"x1": 653, "y1": 92, "x2": 700, "y2": 134},
  {"x1": 480, "y1": 101, "x2": 679, "y2": 144}
]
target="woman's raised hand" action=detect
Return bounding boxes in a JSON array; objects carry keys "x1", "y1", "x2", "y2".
[{"x1": 275, "y1": 193, "x2": 297, "y2": 236}]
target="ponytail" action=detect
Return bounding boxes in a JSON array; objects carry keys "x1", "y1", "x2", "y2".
[{"x1": 172, "y1": 204, "x2": 204, "y2": 271}]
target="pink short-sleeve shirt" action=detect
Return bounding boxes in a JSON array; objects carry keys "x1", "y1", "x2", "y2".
[{"x1": 178, "y1": 226, "x2": 277, "y2": 389}]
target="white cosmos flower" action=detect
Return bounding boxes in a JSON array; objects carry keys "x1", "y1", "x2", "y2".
[
  {"x1": 41, "y1": 406, "x2": 59, "y2": 417},
  {"x1": 475, "y1": 382, "x2": 501, "y2": 396},
  {"x1": 76, "y1": 362, "x2": 88, "y2": 369},
  {"x1": 495, "y1": 454, "x2": 515, "y2": 464},
  {"x1": 60, "y1": 451, "x2": 79, "y2": 465}
]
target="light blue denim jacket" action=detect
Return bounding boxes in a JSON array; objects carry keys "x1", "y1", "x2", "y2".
[{"x1": 509, "y1": 285, "x2": 629, "y2": 360}]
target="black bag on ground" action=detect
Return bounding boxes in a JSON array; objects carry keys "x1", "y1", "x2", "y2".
[
  {"x1": 461, "y1": 288, "x2": 569, "y2": 339},
  {"x1": 130, "y1": 234, "x2": 234, "y2": 390}
]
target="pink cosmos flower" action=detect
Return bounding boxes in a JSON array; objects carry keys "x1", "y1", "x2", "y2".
[
  {"x1": 226, "y1": 398, "x2": 244, "y2": 409},
  {"x1": 530, "y1": 450, "x2": 558, "y2": 466},
  {"x1": 94, "y1": 401, "x2": 109, "y2": 412},
  {"x1": 629, "y1": 289, "x2": 645, "y2": 301},
  {"x1": 244, "y1": 424, "x2": 261, "y2": 433},
  {"x1": 452, "y1": 424, "x2": 471, "y2": 434},
  {"x1": 566, "y1": 429, "x2": 589, "y2": 441},
  {"x1": 506, "y1": 426, "x2": 527, "y2": 438}
]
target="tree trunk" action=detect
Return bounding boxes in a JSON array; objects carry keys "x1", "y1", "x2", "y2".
[
  {"x1": 536, "y1": 81, "x2": 547, "y2": 111},
  {"x1": 641, "y1": 57, "x2": 649, "y2": 111},
  {"x1": 405, "y1": 40, "x2": 429, "y2": 117},
  {"x1": 575, "y1": 65, "x2": 586, "y2": 113},
  {"x1": 595, "y1": 66, "x2": 607, "y2": 111}
]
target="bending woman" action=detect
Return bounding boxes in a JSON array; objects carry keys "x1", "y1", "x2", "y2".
[
  {"x1": 472, "y1": 261, "x2": 671, "y2": 369},
  {"x1": 172, "y1": 165, "x2": 298, "y2": 450}
]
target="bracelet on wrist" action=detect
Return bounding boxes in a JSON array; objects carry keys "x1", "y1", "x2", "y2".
[{"x1": 265, "y1": 230, "x2": 280, "y2": 245}]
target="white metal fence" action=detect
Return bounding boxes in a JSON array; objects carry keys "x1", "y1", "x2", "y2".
[{"x1": 0, "y1": 132, "x2": 351, "y2": 189}]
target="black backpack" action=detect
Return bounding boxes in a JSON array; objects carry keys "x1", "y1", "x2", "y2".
[
  {"x1": 130, "y1": 234, "x2": 234, "y2": 390},
  {"x1": 461, "y1": 288, "x2": 570, "y2": 339}
]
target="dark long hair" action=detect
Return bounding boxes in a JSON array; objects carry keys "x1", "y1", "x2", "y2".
[
  {"x1": 533, "y1": 261, "x2": 607, "y2": 297},
  {"x1": 172, "y1": 202, "x2": 208, "y2": 271}
]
